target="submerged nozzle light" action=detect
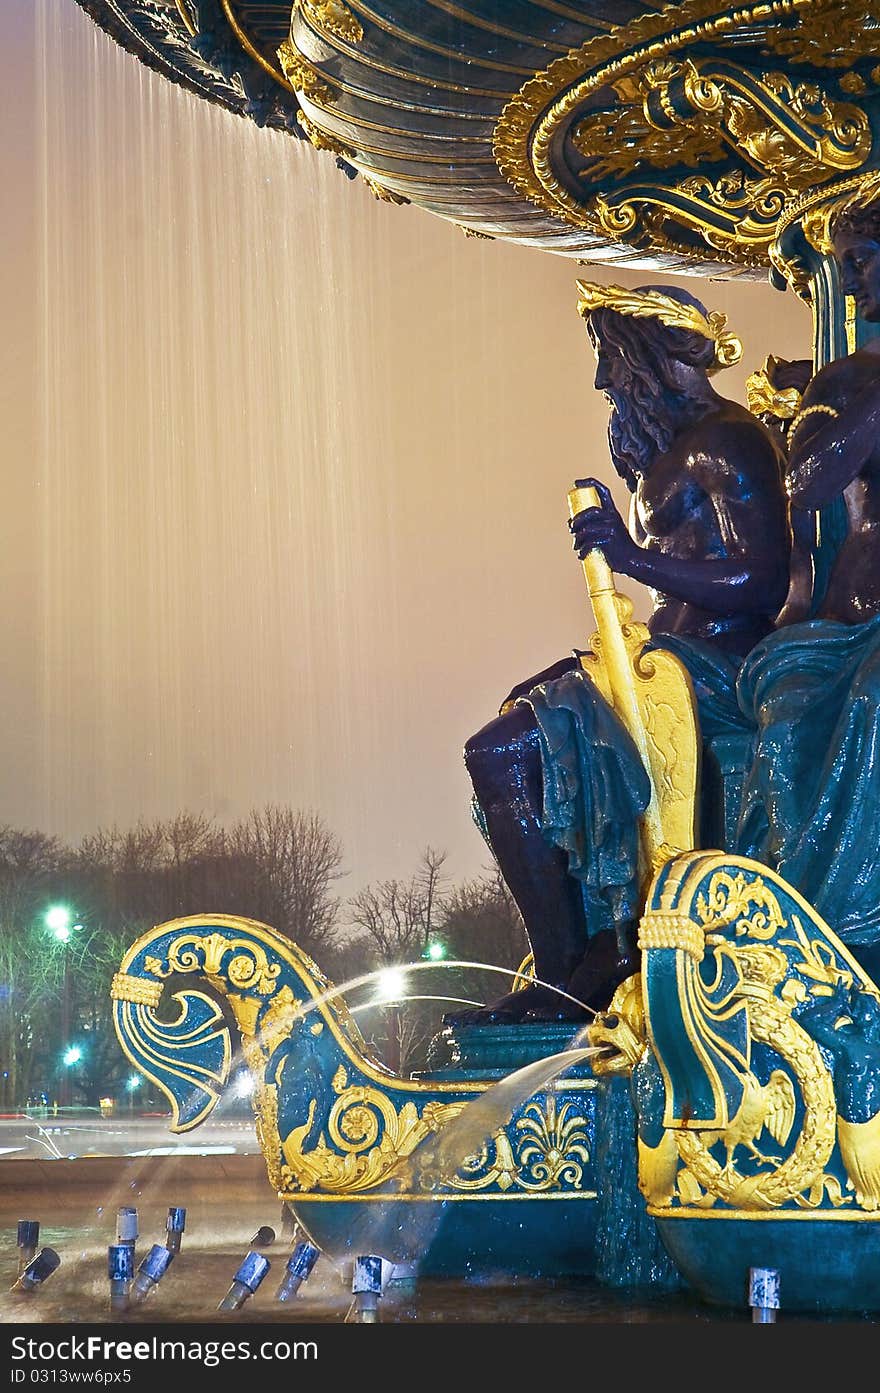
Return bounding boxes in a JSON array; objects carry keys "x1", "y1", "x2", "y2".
[
  {"x1": 16, "y1": 1220, "x2": 40, "y2": 1275},
  {"x1": 275, "y1": 1241, "x2": 320, "y2": 1301},
  {"x1": 352, "y1": 1255, "x2": 383, "y2": 1323},
  {"x1": 129, "y1": 1244, "x2": 174, "y2": 1304},
  {"x1": 217, "y1": 1252, "x2": 271, "y2": 1312},
  {"x1": 11, "y1": 1248, "x2": 61, "y2": 1294},
  {"x1": 249, "y1": 1225, "x2": 275, "y2": 1247},
  {"x1": 165, "y1": 1206, "x2": 186, "y2": 1255},
  {"x1": 108, "y1": 1244, "x2": 134, "y2": 1311},
  {"x1": 748, "y1": 1266, "x2": 780, "y2": 1323}
]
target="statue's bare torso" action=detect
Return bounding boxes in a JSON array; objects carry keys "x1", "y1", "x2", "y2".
[{"x1": 626, "y1": 401, "x2": 789, "y2": 656}]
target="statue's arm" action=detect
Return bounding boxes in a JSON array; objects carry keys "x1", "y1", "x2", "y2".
[
  {"x1": 786, "y1": 374, "x2": 880, "y2": 511},
  {"x1": 571, "y1": 435, "x2": 789, "y2": 616},
  {"x1": 774, "y1": 505, "x2": 816, "y2": 628},
  {"x1": 622, "y1": 532, "x2": 788, "y2": 617}
]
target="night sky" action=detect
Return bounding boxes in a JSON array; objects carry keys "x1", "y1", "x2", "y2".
[{"x1": 1, "y1": 0, "x2": 812, "y2": 901}]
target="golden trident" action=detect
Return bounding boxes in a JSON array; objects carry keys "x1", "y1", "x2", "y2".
[
  {"x1": 569, "y1": 485, "x2": 663, "y2": 878},
  {"x1": 567, "y1": 483, "x2": 698, "y2": 885}
]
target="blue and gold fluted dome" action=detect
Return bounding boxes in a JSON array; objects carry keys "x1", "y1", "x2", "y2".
[{"x1": 72, "y1": 1, "x2": 880, "y2": 282}]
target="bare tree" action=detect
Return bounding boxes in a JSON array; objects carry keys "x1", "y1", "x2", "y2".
[
  {"x1": 66, "y1": 925, "x2": 136, "y2": 1105},
  {"x1": 347, "y1": 847, "x2": 447, "y2": 962},
  {"x1": 344, "y1": 848, "x2": 449, "y2": 1073},
  {"x1": 441, "y1": 867, "x2": 529, "y2": 965},
  {"x1": 0, "y1": 827, "x2": 69, "y2": 1107},
  {"x1": 76, "y1": 814, "x2": 227, "y2": 931},
  {"x1": 0, "y1": 807, "x2": 346, "y2": 1108},
  {"x1": 226, "y1": 806, "x2": 344, "y2": 956}
]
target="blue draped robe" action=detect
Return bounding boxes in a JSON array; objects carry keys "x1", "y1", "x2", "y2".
[{"x1": 513, "y1": 616, "x2": 880, "y2": 950}]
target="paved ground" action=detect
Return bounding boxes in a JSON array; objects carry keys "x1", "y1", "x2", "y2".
[{"x1": 0, "y1": 1155, "x2": 327, "y2": 1324}]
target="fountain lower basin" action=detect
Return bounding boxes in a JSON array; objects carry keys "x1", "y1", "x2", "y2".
[{"x1": 109, "y1": 915, "x2": 675, "y2": 1287}]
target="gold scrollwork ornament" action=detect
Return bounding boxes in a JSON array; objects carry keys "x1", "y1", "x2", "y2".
[
  {"x1": 673, "y1": 988, "x2": 836, "y2": 1209},
  {"x1": 147, "y1": 932, "x2": 281, "y2": 995}
]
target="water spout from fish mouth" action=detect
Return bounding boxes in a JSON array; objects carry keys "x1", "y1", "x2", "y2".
[
  {"x1": 318, "y1": 1031, "x2": 601, "y2": 1266},
  {"x1": 397, "y1": 1037, "x2": 599, "y2": 1194}
]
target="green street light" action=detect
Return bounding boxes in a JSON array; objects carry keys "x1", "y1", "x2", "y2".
[
  {"x1": 424, "y1": 941, "x2": 447, "y2": 962},
  {"x1": 63, "y1": 1046, "x2": 81, "y2": 1067},
  {"x1": 48, "y1": 911, "x2": 81, "y2": 1109},
  {"x1": 45, "y1": 905, "x2": 72, "y2": 942},
  {"x1": 127, "y1": 1075, "x2": 141, "y2": 1092}
]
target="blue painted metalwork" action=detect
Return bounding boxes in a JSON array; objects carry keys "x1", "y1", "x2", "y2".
[
  {"x1": 110, "y1": 914, "x2": 669, "y2": 1281},
  {"x1": 600, "y1": 850, "x2": 880, "y2": 1313}
]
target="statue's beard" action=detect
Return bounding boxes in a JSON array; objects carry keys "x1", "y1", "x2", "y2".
[{"x1": 607, "y1": 380, "x2": 681, "y2": 489}]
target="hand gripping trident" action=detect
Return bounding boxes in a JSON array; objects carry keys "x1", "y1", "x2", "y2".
[{"x1": 567, "y1": 485, "x2": 696, "y2": 889}]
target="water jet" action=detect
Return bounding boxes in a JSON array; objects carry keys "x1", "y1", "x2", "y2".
[
  {"x1": 749, "y1": 1268, "x2": 780, "y2": 1325},
  {"x1": 115, "y1": 1206, "x2": 137, "y2": 1256},
  {"x1": 351, "y1": 1256, "x2": 383, "y2": 1324},
  {"x1": 16, "y1": 1220, "x2": 39, "y2": 1276},
  {"x1": 164, "y1": 1207, "x2": 186, "y2": 1256},
  {"x1": 107, "y1": 1244, "x2": 134, "y2": 1312},
  {"x1": 129, "y1": 1245, "x2": 175, "y2": 1305},
  {"x1": 249, "y1": 1225, "x2": 275, "y2": 1248}
]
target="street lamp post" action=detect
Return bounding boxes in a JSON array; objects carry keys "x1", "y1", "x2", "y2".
[
  {"x1": 45, "y1": 906, "x2": 81, "y2": 1108},
  {"x1": 127, "y1": 1075, "x2": 141, "y2": 1116}
]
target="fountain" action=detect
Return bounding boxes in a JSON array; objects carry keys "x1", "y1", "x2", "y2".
[{"x1": 48, "y1": 0, "x2": 880, "y2": 1320}]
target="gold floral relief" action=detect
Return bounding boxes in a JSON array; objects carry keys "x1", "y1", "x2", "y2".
[
  {"x1": 277, "y1": 39, "x2": 337, "y2": 104},
  {"x1": 279, "y1": 1085, "x2": 466, "y2": 1194},
  {"x1": 296, "y1": 0, "x2": 363, "y2": 45},
  {"x1": 275, "y1": 1084, "x2": 593, "y2": 1198},
  {"x1": 147, "y1": 932, "x2": 281, "y2": 996}
]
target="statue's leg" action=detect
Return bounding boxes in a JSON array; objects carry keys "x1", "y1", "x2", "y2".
[{"x1": 451, "y1": 704, "x2": 593, "y2": 1023}]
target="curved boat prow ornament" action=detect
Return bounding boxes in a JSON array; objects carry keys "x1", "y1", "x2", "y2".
[{"x1": 111, "y1": 914, "x2": 657, "y2": 1281}]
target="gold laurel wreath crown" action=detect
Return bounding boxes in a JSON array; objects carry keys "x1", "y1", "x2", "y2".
[
  {"x1": 830, "y1": 169, "x2": 880, "y2": 234},
  {"x1": 576, "y1": 281, "x2": 743, "y2": 373}
]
